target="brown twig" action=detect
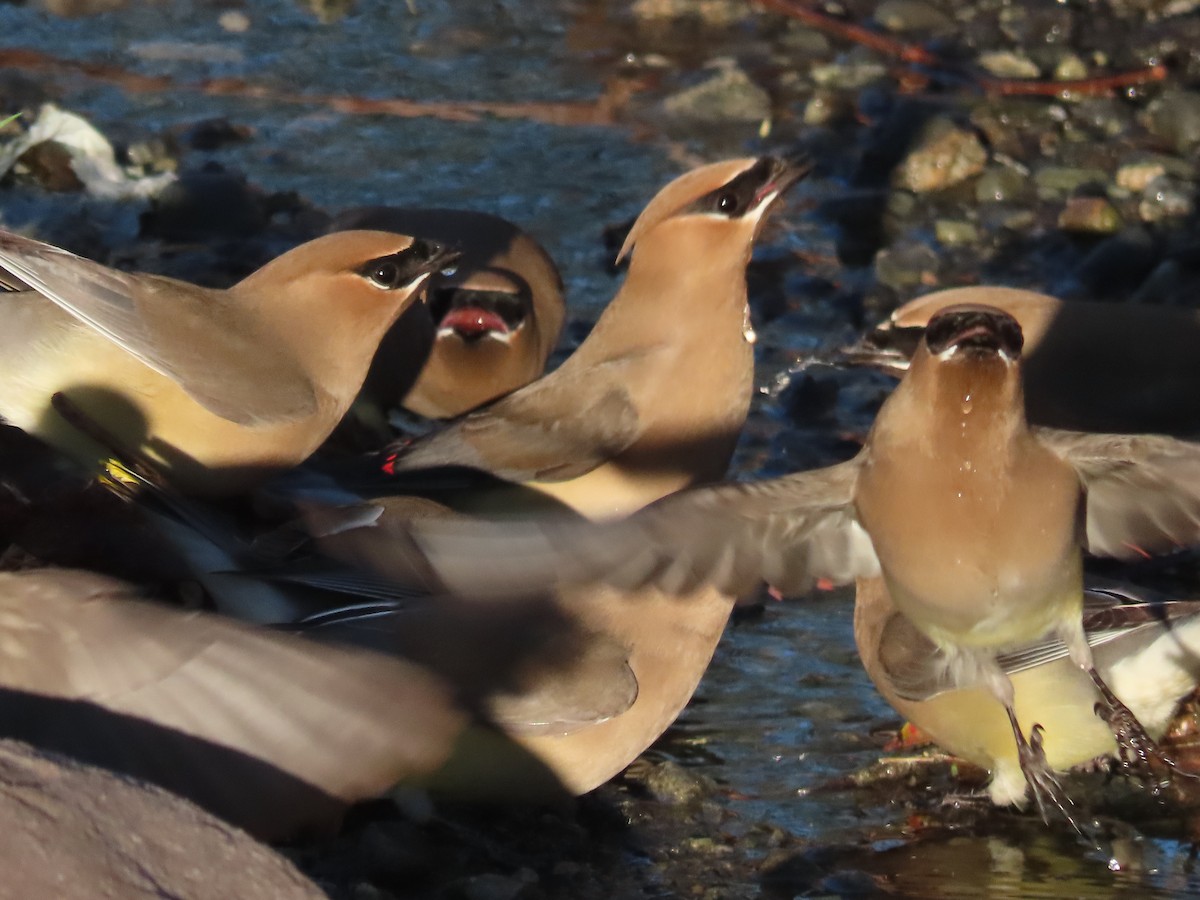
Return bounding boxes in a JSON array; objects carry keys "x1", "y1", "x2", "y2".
[
  {"x1": 754, "y1": 0, "x2": 1168, "y2": 98},
  {"x1": 0, "y1": 47, "x2": 633, "y2": 127},
  {"x1": 977, "y1": 64, "x2": 1168, "y2": 97},
  {"x1": 753, "y1": 0, "x2": 937, "y2": 65}
]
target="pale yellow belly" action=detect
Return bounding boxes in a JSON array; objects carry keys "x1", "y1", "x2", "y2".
[{"x1": 2, "y1": 318, "x2": 331, "y2": 495}]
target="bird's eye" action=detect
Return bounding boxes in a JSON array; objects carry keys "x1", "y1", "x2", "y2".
[
  {"x1": 368, "y1": 261, "x2": 403, "y2": 289},
  {"x1": 715, "y1": 192, "x2": 740, "y2": 215}
]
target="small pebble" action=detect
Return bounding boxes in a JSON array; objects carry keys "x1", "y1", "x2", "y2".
[{"x1": 1058, "y1": 196, "x2": 1121, "y2": 234}]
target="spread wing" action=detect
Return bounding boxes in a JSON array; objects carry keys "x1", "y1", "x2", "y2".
[
  {"x1": 412, "y1": 456, "x2": 878, "y2": 599},
  {"x1": 0, "y1": 230, "x2": 317, "y2": 424},
  {"x1": 0, "y1": 569, "x2": 469, "y2": 821},
  {"x1": 384, "y1": 354, "x2": 644, "y2": 482},
  {"x1": 1037, "y1": 429, "x2": 1200, "y2": 559}
]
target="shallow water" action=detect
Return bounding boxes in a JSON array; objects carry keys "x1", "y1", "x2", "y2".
[{"x1": 4, "y1": 1, "x2": 1200, "y2": 896}]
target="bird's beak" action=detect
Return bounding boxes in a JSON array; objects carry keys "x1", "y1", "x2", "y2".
[{"x1": 753, "y1": 153, "x2": 814, "y2": 208}]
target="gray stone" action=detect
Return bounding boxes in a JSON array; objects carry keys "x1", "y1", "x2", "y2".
[
  {"x1": 873, "y1": 0, "x2": 953, "y2": 33},
  {"x1": 663, "y1": 65, "x2": 771, "y2": 123},
  {"x1": 893, "y1": 117, "x2": 987, "y2": 193},
  {"x1": 0, "y1": 740, "x2": 323, "y2": 900},
  {"x1": 977, "y1": 50, "x2": 1041, "y2": 79},
  {"x1": 874, "y1": 243, "x2": 939, "y2": 291},
  {"x1": 975, "y1": 166, "x2": 1033, "y2": 204},
  {"x1": 1142, "y1": 89, "x2": 1200, "y2": 155},
  {"x1": 1058, "y1": 196, "x2": 1121, "y2": 234}
]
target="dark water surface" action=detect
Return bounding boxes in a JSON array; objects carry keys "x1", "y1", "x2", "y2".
[{"x1": 4, "y1": 1, "x2": 1200, "y2": 896}]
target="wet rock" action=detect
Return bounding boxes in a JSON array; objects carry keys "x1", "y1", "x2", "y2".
[
  {"x1": 802, "y1": 89, "x2": 852, "y2": 127},
  {"x1": 1068, "y1": 98, "x2": 1132, "y2": 140},
  {"x1": 970, "y1": 99, "x2": 1057, "y2": 158},
  {"x1": 1138, "y1": 176, "x2": 1195, "y2": 222},
  {"x1": 1053, "y1": 52, "x2": 1089, "y2": 81},
  {"x1": 631, "y1": 0, "x2": 747, "y2": 25},
  {"x1": 662, "y1": 64, "x2": 770, "y2": 122},
  {"x1": 1032, "y1": 165, "x2": 1108, "y2": 199},
  {"x1": 935, "y1": 219, "x2": 980, "y2": 246},
  {"x1": 873, "y1": 0, "x2": 953, "y2": 34},
  {"x1": 623, "y1": 758, "x2": 710, "y2": 805},
  {"x1": 977, "y1": 50, "x2": 1041, "y2": 79},
  {"x1": 776, "y1": 25, "x2": 831, "y2": 56},
  {"x1": 219, "y1": 10, "x2": 252, "y2": 32},
  {"x1": 1058, "y1": 196, "x2": 1121, "y2": 234},
  {"x1": 0, "y1": 739, "x2": 322, "y2": 899},
  {"x1": 974, "y1": 166, "x2": 1033, "y2": 204},
  {"x1": 874, "y1": 242, "x2": 939, "y2": 291},
  {"x1": 1115, "y1": 158, "x2": 1168, "y2": 193},
  {"x1": 892, "y1": 117, "x2": 987, "y2": 193},
  {"x1": 810, "y1": 59, "x2": 889, "y2": 91},
  {"x1": 1142, "y1": 89, "x2": 1200, "y2": 155}
]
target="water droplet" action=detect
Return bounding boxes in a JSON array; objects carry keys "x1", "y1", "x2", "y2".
[{"x1": 961, "y1": 392, "x2": 973, "y2": 415}]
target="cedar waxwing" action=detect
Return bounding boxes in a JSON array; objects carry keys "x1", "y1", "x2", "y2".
[
  {"x1": 104, "y1": 463, "x2": 731, "y2": 800},
  {"x1": 364, "y1": 155, "x2": 813, "y2": 520},
  {"x1": 844, "y1": 285, "x2": 1200, "y2": 435},
  {"x1": 330, "y1": 207, "x2": 565, "y2": 420},
  {"x1": 399, "y1": 305, "x2": 1200, "y2": 826},
  {"x1": 854, "y1": 577, "x2": 1200, "y2": 809},
  {"x1": 0, "y1": 229, "x2": 456, "y2": 496},
  {"x1": 286, "y1": 494, "x2": 735, "y2": 797},
  {"x1": 0, "y1": 739, "x2": 323, "y2": 900},
  {"x1": 0, "y1": 566, "x2": 503, "y2": 840}
]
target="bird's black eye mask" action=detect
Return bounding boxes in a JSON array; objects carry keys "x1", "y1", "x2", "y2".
[
  {"x1": 682, "y1": 158, "x2": 776, "y2": 220},
  {"x1": 357, "y1": 239, "x2": 458, "y2": 291}
]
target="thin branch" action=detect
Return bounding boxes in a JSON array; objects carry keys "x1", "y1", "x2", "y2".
[{"x1": 755, "y1": 0, "x2": 1168, "y2": 98}]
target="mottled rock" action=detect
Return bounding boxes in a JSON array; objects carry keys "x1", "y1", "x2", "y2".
[
  {"x1": 1032, "y1": 165, "x2": 1107, "y2": 199},
  {"x1": 631, "y1": 0, "x2": 746, "y2": 25},
  {"x1": 873, "y1": 0, "x2": 953, "y2": 33},
  {"x1": 1053, "y1": 52, "x2": 1088, "y2": 81},
  {"x1": 892, "y1": 118, "x2": 987, "y2": 193},
  {"x1": 802, "y1": 90, "x2": 852, "y2": 126},
  {"x1": 874, "y1": 242, "x2": 939, "y2": 291},
  {"x1": 1142, "y1": 89, "x2": 1200, "y2": 155},
  {"x1": 1058, "y1": 196, "x2": 1121, "y2": 234},
  {"x1": 624, "y1": 758, "x2": 710, "y2": 805},
  {"x1": 1138, "y1": 176, "x2": 1195, "y2": 222},
  {"x1": 810, "y1": 60, "x2": 889, "y2": 90},
  {"x1": 1115, "y1": 159, "x2": 1168, "y2": 193},
  {"x1": 0, "y1": 740, "x2": 323, "y2": 900},
  {"x1": 977, "y1": 50, "x2": 1040, "y2": 79},
  {"x1": 975, "y1": 166, "x2": 1033, "y2": 204},
  {"x1": 662, "y1": 65, "x2": 770, "y2": 123},
  {"x1": 935, "y1": 219, "x2": 980, "y2": 246}
]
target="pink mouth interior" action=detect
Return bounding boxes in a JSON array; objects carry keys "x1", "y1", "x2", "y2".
[
  {"x1": 440, "y1": 306, "x2": 510, "y2": 337},
  {"x1": 949, "y1": 324, "x2": 995, "y2": 345}
]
